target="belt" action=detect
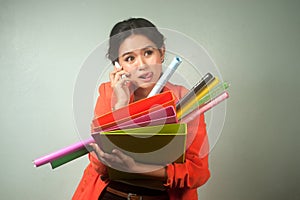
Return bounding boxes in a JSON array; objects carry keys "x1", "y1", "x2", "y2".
[{"x1": 106, "y1": 186, "x2": 168, "y2": 200}]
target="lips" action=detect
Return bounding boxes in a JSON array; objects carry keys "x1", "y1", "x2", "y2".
[{"x1": 138, "y1": 72, "x2": 153, "y2": 82}]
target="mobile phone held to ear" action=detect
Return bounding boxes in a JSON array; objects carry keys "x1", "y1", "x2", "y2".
[{"x1": 114, "y1": 62, "x2": 127, "y2": 79}]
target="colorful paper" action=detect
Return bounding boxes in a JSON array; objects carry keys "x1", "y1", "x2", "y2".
[
  {"x1": 181, "y1": 91, "x2": 229, "y2": 123},
  {"x1": 177, "y1": 77, "x2": 220, "y2": 119}
]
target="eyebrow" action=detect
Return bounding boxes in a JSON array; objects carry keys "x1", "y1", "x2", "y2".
[{"x1": 121, "y1": 45, "x2": 156, "y2": 57}]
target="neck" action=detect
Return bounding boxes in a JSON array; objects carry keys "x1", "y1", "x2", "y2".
[{"x1": 134, "y1": 86, "x2": 154, "y2": 101}]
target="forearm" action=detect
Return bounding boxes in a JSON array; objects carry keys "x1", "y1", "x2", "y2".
[
  {"x1": 133, "y1": 162, "x2": 167, "y2": 181},
  {"x1": 164, "y1": 154, "x2": 210, "y2": 189}
]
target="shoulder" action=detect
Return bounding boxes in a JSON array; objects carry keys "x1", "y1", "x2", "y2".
[
  {"x1": 97, "y1": 82, "x2": 113, "y2": 97},
  {"x1": 94, "y1": 82, "x2": 113, "y2": 117}
]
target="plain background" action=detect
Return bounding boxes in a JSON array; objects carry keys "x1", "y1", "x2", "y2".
[{"x1": 1, "y1": 0, "x2": 299, "y2": 199}]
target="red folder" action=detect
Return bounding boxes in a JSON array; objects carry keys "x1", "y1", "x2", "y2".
[
  {"x1": 92, "y1": 105, "x2": 177, "y2": 132},
  {"x1": 92, "y1": 91, "x2": 176, "y2": 130}
]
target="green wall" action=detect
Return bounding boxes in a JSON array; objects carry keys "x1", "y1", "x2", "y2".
[{"x1": 1, "y1": 0, "x2": 299, "y2": 199}]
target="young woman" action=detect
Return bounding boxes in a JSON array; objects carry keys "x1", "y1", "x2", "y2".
[{"x1": 73, "y1": 18, "x2": 210, "y2": 200}]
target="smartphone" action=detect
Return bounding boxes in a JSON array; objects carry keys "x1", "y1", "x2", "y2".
[{"x1": 114, "y1": 62, "x2": 126, "y2": 79}]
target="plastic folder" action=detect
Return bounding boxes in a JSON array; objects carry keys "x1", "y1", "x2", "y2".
[
  {"x1": 92, "y1": 123, "x2": 187, "y2": 182},
  {"x1": 92, "y1": 91, "x2": 176, "y2": 129}
]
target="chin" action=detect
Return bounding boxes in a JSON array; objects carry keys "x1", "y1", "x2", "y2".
[{"x1": 139, "y1": 82, "x2": 155, "y2": 89}]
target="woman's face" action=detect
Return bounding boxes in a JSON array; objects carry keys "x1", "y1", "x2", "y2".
[{"x1": 118, "y1": 34, "x2": 165, "y2": 89}]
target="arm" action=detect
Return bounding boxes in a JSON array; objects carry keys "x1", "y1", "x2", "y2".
[
  {"x1": 164, "y1": 113, "x2": 210, "y2": 189},
  {"x1": 89, "y1": 83, "x2": 114, "y2": 175},
  {"x1": 162, "y1": 84, "x2": 210, "y2": 189},
  {"x1": 90, "y1": 66, "x2": 133, "y2": 175}
]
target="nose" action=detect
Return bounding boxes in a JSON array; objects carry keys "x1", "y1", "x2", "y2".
[{"x1": 136, "y1": 55, "x2": 148, "y2": 70}]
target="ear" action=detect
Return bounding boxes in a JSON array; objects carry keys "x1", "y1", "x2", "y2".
[{"x1": 159, "y1": 45, "x2": 166, "y2": 62}]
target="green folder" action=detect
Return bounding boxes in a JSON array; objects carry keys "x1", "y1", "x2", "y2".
[{"x1": 92, "y1": 123, "x2": 187, "y2": 189}]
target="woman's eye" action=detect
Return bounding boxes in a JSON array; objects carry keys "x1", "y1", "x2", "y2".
[
  {"x1": 125, "y1": 56, "x2": 134, "y2": 62},
  {"x1": 144, "y1": 50, "x2": 153, "y2": 56}
]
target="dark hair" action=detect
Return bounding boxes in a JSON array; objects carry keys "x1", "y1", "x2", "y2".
[{"x1": 107, "y1": 18, "x2": 165, "y2": 64}]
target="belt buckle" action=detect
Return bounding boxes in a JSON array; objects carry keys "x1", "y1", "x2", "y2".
[{"x1": 127, "y1": 192, "x2": 142, "y2": 200}]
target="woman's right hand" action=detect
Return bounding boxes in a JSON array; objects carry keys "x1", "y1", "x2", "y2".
[{"x1": 109, "y1": 67, "x2": 131, "y2": 110}]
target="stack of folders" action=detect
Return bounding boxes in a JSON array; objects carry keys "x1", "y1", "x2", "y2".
[
  {"x1": 33, "y1": 73, "x2": 229, "y2": 172},
  {"x1": 91, "y1": 72, "x2": 229, "y2": 181},
  {"x1": 91, "y1": 91, "x2": 185, "y2": 182}
]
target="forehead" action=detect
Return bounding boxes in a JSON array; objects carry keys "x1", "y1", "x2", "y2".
[{"x1": 118, "y1": 34, "x2": 156, "y2": 56}]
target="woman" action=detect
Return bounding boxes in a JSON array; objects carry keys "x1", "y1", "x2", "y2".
[{"x1": 73, "y1": 18, "x2": 210, "y2": 200}]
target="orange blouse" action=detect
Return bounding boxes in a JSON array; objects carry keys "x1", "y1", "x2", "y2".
[{"x1": 72, "y1": 82, "x2": 210, "y2": 200}]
